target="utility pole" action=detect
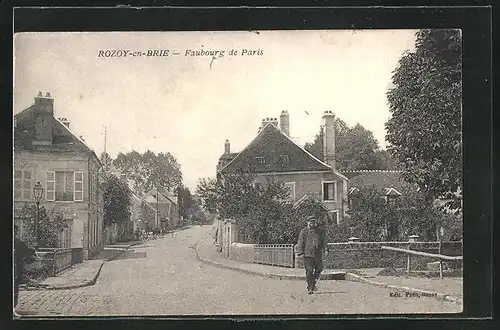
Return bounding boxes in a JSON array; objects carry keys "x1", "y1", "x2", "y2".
[
  {"x1": 156, "y1": 181, "x2": 159, "y2": 230},
  {"x1": 104, "y1": 126, "x2": 107, "y2": 154}
]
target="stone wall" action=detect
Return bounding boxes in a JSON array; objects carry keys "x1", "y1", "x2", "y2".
[
  {"x1": 229, "y1": 243, "x2": 256, "y2": 263},
  {"x1": 295, "y1": 241, "x2": 462, "y2": 270}
]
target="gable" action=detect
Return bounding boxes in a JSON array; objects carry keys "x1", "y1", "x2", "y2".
[{"x1": 222, "y1": 123, "x2": 332, "y2": 174}]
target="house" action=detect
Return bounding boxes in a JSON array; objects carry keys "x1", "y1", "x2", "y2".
[
  {"x1": 14, "y1": 92, "x2": 104, "y2": 261},
  {"x1": 143, "y1": 188, "x2": 180, "y2": 230},
  {"x1": 218, "y1": 110, "x2": 349, "y2": 226},
  {"x1": 344, "y1": 170, "x2": 413, "y2": 208}
]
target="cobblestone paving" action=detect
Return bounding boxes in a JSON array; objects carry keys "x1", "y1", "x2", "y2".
[{"x1": 16, "y1": 226, "x2": 462, "y2": 316}]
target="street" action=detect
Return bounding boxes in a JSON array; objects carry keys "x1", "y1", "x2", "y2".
[{"x1": 16, "y1": 226, "x2": 462, "y2": 316}]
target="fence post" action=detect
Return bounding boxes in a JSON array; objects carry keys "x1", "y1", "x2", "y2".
[
  {"x1": 53, "y1": 250, "x2": 57, "y2": 277},
  {"x1": 406, "y1": 253, "x2": 411, "y2": 276},
  {"x1": 438, "y1": 241, "x2": 443, "y2": 279}
]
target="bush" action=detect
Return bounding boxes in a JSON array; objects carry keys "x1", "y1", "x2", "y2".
[
  {"x1": 23, "y1": 258, "x2": 53, "y2": 282},
  {"x1": 19, "y1": 204, "x2": 67, "y2": 248}
]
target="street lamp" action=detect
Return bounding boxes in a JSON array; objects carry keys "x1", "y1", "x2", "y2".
[{"x1": 33, "y1": 181, "x2": 44, "y2": 250}]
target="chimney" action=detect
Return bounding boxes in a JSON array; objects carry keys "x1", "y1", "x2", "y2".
[
  {"x1": 322, "y1": 111, "x2": 336, "y2": 169},
  {"x1": 224, "y1": 139, "x2": 231, "y2": 154},
  {"x1": 33, "y1": 91, "x2": 55, "y2": 145},
  {"x1": 259, "y1": 117, "x2": 279, "y2": 132},
  {"x1": 280, "y1": 110, "x2": 290, "y2": 136},
  {"x1": 59, "y1": 117, "x2": 70, "y2": 129}
]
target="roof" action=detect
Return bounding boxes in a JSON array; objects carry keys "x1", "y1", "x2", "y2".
[
  {"x1": 221, "y1": 123, "x2": 347, "y2": 180},
  {"x1": 293, "y1": 194, "x2": 330, "y2": 211},
  {"x1": 344, "y1": 170, "x2": 413, "y2": 193},
  {"x1": 219, "y1": 152, "x2": 238, "y2": 161},
  {"x1": 14, "y1": 105, "x2": 101, "y2": 164},
  {"x1": 145, "y1": 188, "x2": 177, "y2": 205}
]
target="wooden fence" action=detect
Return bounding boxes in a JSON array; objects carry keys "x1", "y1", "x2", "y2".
[{"x1": 381, "y1": 245, "x2": 463, "y2": 278}]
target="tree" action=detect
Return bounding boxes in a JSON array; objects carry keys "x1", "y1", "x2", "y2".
[
  {"x1": 103, "y1": 174, "x2": 132, "y2": 227},
  {"x1": 373, "y1": 149, "x2": 402, "y2": 170},
  {"x1": 346, "y1": 186, "x2": 389, "y2": 241},
  {"x1": 100, "y1": 152, "x2": 114, "y2": 172},
  {"x1": 196, "y1": 177, "x2": 218, "y2": 215},
  {"x1": 386, "y1": 29, "x2": 462, "y2": 211},
  {"x1": 176, "y1": 185, "x2": 197, "y2": 221},
  {"x1": 196, "y1": 169, "x2": 297, "y2": 244},
  {"x1": 113, "y1": 150, "x2": 182, "y2": 193},
  {"x1": 19, "y1": 204, "x2": 68, "y2": 248},
  {"x1": 336, "y1": 124, "x2": 379, "y2": 170},
  {"x1": 304, "y1": 118, "x2": 398, "y2": 170}
]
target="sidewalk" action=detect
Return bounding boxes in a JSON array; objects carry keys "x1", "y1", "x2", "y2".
[
  {"x1": 195, "y1": 238, "x2": 345, "y2": 280},
  {"x1": 195, "y1": 238, "x2": 463, "y2": 305},
  {"x1": 345, "y1": 268, "x2": 463, "y2": 304},
  {"x1": 22, "y1": 240, "x2": 142, "y2": 290}
]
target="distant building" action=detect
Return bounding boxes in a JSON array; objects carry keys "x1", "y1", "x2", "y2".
[
  {"x1": 14, "y1": 92, "x2": 104, "y2": 261},
  {"x1": 144, "y1": 188, "x2": 180, "y2": 230},
  {"x1": 345, "y1": 170, "x2": 413, "y2": 208}
]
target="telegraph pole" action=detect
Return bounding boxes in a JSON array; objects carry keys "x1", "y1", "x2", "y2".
[{"x1": 156, "y1": 182, "x2": 159, "y2": 230}]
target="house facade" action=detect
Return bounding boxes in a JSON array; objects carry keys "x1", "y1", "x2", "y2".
[
  {"x1": 14, "y1": 92, "x2": 104, "y2": 261},
  {"x1": 218, "y1": 110, "x2": 349, "y2": 226},
  {"x1": 144, "y1": 188, "x2": 180, "y2": 230}
]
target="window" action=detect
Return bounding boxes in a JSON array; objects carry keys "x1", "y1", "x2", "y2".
[
  {"x1": 256, "y1": 157, "x2": 265, "y2": 164},
  {"x1": 14, "y1": 170, "x2": 32, "y2": 200},
  {"x1": 74, "y1": 172, "x2": 83, "y2": 201},
  {"x1": 280, "y1": 155, "x2": 289, "y2": 163},
  {"x1": 47, "y1": 171, "x2": 83, "y2": 201},
  {"x1": 322, "y1": 181, "x2": 336, "y2": 202},
  {"x1": 328, "y1": 210, "x2": 340, "y2": 225},
  {"x1": 283, "y1": 182, "x2": 296, "y2": 200}
]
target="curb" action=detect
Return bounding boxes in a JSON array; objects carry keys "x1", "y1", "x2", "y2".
[
  {"x1": 22, "y1": 242, "x2": 141, "y2": 291},
  {"x1": 345, "y1": 273, "x2": 463, "y2": 305},
  {"x1": 21, "y1": 261, "x2": 104, "y2": 291},
  {"x1": 194, "y1": 239, "x2": 345, "y2": 281}
]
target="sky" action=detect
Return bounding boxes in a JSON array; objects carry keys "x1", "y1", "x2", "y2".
[{"x1": 14, "y1": 30, "x2": 418, "y2": 191}]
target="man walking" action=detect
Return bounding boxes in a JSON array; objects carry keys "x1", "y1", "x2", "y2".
[{"x1": 296, "y1": 215, "x2": 327, "y2": 294}]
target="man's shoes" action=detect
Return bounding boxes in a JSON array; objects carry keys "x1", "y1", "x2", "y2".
[{"x1": 308, "y1": 290, "x2": 314, "y2": 294}]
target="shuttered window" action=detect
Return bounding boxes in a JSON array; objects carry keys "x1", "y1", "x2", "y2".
[
  {"x1": 46, "y1": 171, "x2": 55, "y2": 201},
  {"x1": 14, "y1": 170, "x2": 32, "y2": 200},
  {"x1": 47, "y1": 171, "x2": 84, "y2": 202},
  {"x1": 74, "y1": 172, "x2": 83, "y2": 201}
]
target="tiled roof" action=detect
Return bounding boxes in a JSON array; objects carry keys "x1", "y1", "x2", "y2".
[
  {"x1": 219, "y1": 152, "x2": 238, "y2": 161},
  {"x1": 145, "y1": 189, "x2": 172, "y2": 204},
  {"x1": 14, "y1": 105, "x2": 96, "y2": 155},
  {"x1": 221, "y1": 123, "x2": 346, "y2": 177},
  {"x1": 344, "y1": 170, "x2": 413, "y2": 192},
  {"x1": 293, "y1": 194, "x2": 329, "y2": 211}
]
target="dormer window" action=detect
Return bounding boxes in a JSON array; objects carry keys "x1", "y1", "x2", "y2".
[
  {"x1": 256, "y1": 157, "x2": 265, "y2": 164},
  {"x1": 280, "y1": 155, "x2": 289, "y2": 163}
]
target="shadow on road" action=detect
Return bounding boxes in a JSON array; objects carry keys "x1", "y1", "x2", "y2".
[{"x1": 111, "y1": 250, "x2": 147, "y2": 261}]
